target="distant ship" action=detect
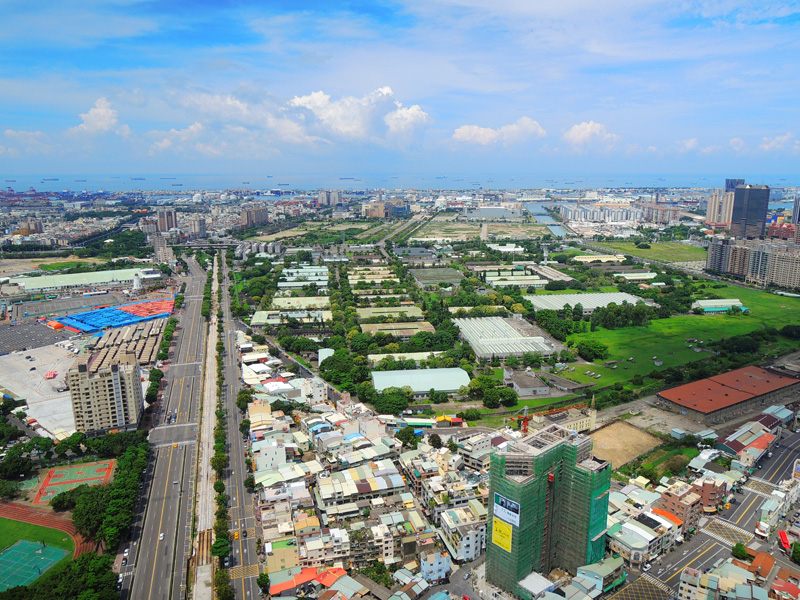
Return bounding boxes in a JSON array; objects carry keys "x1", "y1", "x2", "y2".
[
  {"x1": 161, "y1": 177, "x2": 176, "y2": 180},
  {"x1": 5, "y1": 179, "x2": 15, "y2": 182},
  {"x1": 278, "y1": 183, "x2": 289, "y2": 186},
  {"x1": 131, "y1": 177, "x2": 145, "y2": 181},
  {"x1": 74, "y1": 179, "x2": 87, "y2": 182},
  {"x1": 242, "y1": 181, "x2": 250, "y2": 184},
  {"x1": 340, "y1": 177, "x2": 355, "y2": 180},
  {"x1": 43, "y1": 178, "x2": 58, "y2": 181},
  {"x1": 266, "y1": 175, "x2": 273, "y2": 178},
  {"x1": 172, "y1": 183, "x2": 182, "y2": 187}
]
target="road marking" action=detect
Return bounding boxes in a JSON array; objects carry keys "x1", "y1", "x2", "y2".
[
  {"x1": 640, "y1": 573, "x2": 674, "y2": 595},
  {"x1": 769, "y1": 438, "x2": 800, "y2": 482},
  {"x1": 665, "y1": 542, "x2": 719, "y2": 583},
  {"x1": 736, "y1": 495, "x2": 761, "y2": 525},
  {"x1": 147, "y1": 446, "x2": 175, "y2": 599}
]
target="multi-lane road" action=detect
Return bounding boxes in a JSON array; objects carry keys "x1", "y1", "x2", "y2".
[
  {"x1": 219, "y1": 258, "x2": 261, "y2": 600},
  {"x1": 628, "y1": 428, "x2": 800, "y2": 595},
  {"x1": 123, "y1": 256, "x2": 208, "y2": 600}
]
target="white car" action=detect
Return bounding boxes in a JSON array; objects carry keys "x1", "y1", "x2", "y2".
[
  {"x1": 159, "y1": 533, "x2": 165, "y2": 541},
  {"x1": 123, "y1": 548, "x2": 130, "y2": 557}
]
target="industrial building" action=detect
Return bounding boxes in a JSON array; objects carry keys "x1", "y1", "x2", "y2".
[
  {"x1": 370, "y1": 368, "x2": 470, "y2": 398},
  {"x1": 360, "y1": 322, "x2": 435, "y2": 340},
  {"x1": 524, "y1": 292, "x2": 647, "y2": 315},
  {"x1": 67, "y1": 352, "x2": 144, "y2": 435},
  {"x1": 356, "y1": 306, "x2": 424, "y2": 320},
  {"x1": 656, "y1": 366, "x2": 799, "y2": 425},
  {"x1": 486, "y1": 424, "x2": 611, "y2": 597},
  {"x1": 7, "y1": 267, "x2": 162, "y2": 293},
  {"x1": 454, "y1": 317, "x2": 553, "y2": 358}
]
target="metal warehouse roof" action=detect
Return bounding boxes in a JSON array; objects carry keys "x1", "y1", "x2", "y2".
[
  {"x1": 9, "y1": 268, "x2": 153, "y2": 291},
  {"x1": 453, "y1": 316, "x2": 552, "y2": 358},
  {"x1": 371, "y1": 367, "x2": 469, "y2": 393},
  {"x1": 524, "y1": 292, "x2": 644, "y2": 312}
]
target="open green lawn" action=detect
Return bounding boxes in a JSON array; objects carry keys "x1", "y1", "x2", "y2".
[
  {"x1": 567, "y1": 284, "x2": 800, "y2": 382},
  {"x1": 593, "y1": 241, "x2": 707, "y2": 262},
  {"x1": 38, "y1": 261, "x2": 94, "y2": 271},
  {"x1": 0, "y1": 517, "x2": 74, "y2": 554}
]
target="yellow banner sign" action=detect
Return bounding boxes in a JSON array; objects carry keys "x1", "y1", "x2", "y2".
[{"x1": 492, "y1": 516, "x2": 512, "y2": 553}]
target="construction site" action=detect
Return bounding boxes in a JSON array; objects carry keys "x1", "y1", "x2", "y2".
[
  {"x1": 486, "y1": 424, "x2": 611, "y2": 599},
  {"x1": 84, "y1": 316, "x2": 170, "y2": 367}
]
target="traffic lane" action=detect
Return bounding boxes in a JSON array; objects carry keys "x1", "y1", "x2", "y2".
[
  {"x1": 133, "y1": 445, "x2": 184, "y2": 600},
  {"x1": 656, "y1": 540, "x2": 725, "y2": 587},
  {"x1": 727, "y1": 489, "x2": 763, "y2": 529},
  {"x1": 765, "y1": 433, "x2": 800, "y2": 483},
  {"x1": 171, "y1": 445, "x2": 195, "y2": 600}
]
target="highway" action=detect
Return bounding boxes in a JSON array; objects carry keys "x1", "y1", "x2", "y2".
[
  {"x1": 123, "y1": 256, "x2": 208, "y2": 600},
  {"x1": 219, "y1": 258, "x2": 261, "y2": 600}
]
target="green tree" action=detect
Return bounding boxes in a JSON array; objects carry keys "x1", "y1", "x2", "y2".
[
  {"x1": 429, "y1": 433, "x2": 442, "y2": 449},
  {"x1": 792, "y1": 542, "x2": 800, "y2": 564},
  {"x1": 447, "y1": 439, "x2": 458, "y2": 453},
  {"x1": 731, "y1": 543, "x2": 749, "y2": 561},
  {"x1": 214, "y1": 481, "x2": 226, "y2": 494},
  {"x1": 396, "y1": 426, "x2": 419, "y2": 449},
  {"x1": 639, "y1": 464, "x2": 659, "y2": 485},
  {"x1": 257, "y1": 573, "x2": 271, "y2": 593},
  {"x1": 211, "y1": 537, "x2": 231, "y2": 558}
]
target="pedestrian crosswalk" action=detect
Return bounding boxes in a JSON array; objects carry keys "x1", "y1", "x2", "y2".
[
  {"x1": 230, "y1": 564, "x2": 261, "y2": 580},
  {"x1": 640, "y1": 573, "x2": 675, "y2": 595}
]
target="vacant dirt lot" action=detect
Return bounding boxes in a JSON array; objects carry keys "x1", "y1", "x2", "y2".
[{"x1": 590, "y1": 420, "x2": 662, "y2": 469}]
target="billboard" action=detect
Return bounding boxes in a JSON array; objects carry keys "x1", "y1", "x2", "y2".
[
  {"x1": 492, "y1": 516, "x2": 512, "y2": 553},
  {"x1": 494, "y1": 492, "x2": 520, "y2": 527},
  {"x1": 794, "y1": 458, "x2": 800, "y2": 482}
]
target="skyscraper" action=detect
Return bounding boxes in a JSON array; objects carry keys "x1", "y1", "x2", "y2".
[
  {"x1": 792, "y1": 198, "x2": 800, "y2": 225},
  {"x1": 725, "y1": 178, "x2": 745, "y2": 193},
  {"x1": 705, "y1": 191, "x2": 734, "y2": 228},
  {"x1": 730, "y1": 184, "x2": 770, "y2": 239},
  {"x1": 486, "y1": 425, "x2": 610, "y2": 596},
  {"x1": 157, "y1": 208, "x2": 177, "y2": 232}
]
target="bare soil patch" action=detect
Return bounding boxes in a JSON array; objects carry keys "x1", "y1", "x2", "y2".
[{"x1": 590, "y1": 420, "x2": 662, "y2": 469}]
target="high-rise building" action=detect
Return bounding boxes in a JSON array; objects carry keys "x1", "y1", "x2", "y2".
[
  {"x1": 705, "y1": 191, "x2": 734, "y2": 228},
  {"x1": 730, "y1": 184, "x2": 769, "y2": 239},
  {"x1": 189, "y1": 216, "x2": 207, "y2": 238},
  {"x1": 485, "y1": 425, "x2": 610, "y2": 596},
  {"x1": 157, "y1": 209, "x2": 177, "y2": 232},
  {"x1": 725, "y1": 178, "x2": 745, "y2": 193},
  {"x1": 68, "y1": 353, "x2": 144, "y2": 435},
  {"x1": 317, "y1": 190, "x2": 341, "y2": 206},
  {"x1": 240, "y1": 207, "x2": 270, "y2": 227},
  {"x1": 793, "y1": 198, "x2": 800, "y2": 226}
]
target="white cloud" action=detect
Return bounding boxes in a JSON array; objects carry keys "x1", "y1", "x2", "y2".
[
  {"x1": 759, "y1": 132, "x2": 793, "y2": 151},
  {"x1": 677, "y1": 138, "x2": 698, "y2": 153},
  {"x1": 69, "y1": 97, "x2": 131, "y2": 137},
  {"x1": 4, "y1": 129, "x2": 52, "y2": 154},
  {"x1": 562, "y1": 121, "x2": 620, "y2": 147},
  {"x1": 289, "y1": 86, "x2": 428, "y2": 141},
  {"x1": 452, "y1": 117, "x2": 546, "y2": 145},
  {"x1": 701, "y1": 145, "x2": 721, "y2": 154},
  {"x1": 730, "y1": 137, "x2": 746, "y2": 152},
  {"x1": 385, "y1": 104, "x2": 430, "y2": 135},
  {"x1": 149, "y1": 122, "x2": 204, "y2": 153}
]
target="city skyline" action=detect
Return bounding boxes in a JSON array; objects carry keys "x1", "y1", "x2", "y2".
[{"x1": 1, "y1": 1, "x2": 800, "y2": 179}]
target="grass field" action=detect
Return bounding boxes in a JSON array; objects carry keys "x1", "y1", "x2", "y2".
[
  {"x1": 566, "y1": 283, "x2": 800, "y2": 383},
  {"x1": 593, "y1": 241, "x2": 707, "y2": 262},
  {"x1": 0, "y1": 518, "x2": 73, "y2": 554},
  {"x1": 37, "y1": 261, "x2": 94, "y2": 271}
]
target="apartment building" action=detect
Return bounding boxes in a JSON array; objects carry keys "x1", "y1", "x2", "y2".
[
  {"x1": 68, "y1": 353, "x2": 144, "y2": 435},
  {"x1": 438, "y1": 500, "x2": 487, "y2": 562},
  {"x1": 660, "y1": 482, "x2": 702, "y2": 533}
]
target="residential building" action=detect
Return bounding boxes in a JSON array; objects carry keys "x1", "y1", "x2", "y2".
[
  {"x1": 486, "y1": 424, "x2": 611, "y2": 596},
  {"x1": 691, "y1": 477, "x2": 728, "y2": 513},
  {"x1": 438, "y1": 500, "x2": 487, "y2": 562},
  {"x1": 678, "y1": 563, "x2": 763, "y2": 600},
  {"x1": 157, "y1": 208, "x2": 176, "y2": 232},
  {"x1": 659, "y1": 482, "x2": 702, "y2": 534},
  {"x1": 419, "y1": 549, "x2": 451, "y2": 583},
  {"x1": 706, "y1": 191, "x2": 735, "y2": 228},
  {"x1": 67, "y1": 353, "x2": 144, "y2": 435}
]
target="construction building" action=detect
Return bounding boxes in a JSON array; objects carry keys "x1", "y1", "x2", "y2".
[
  {"x1": 486, "y1": 424, "x2": 611, "y2": 598},
  {"x1": 67, "y1": 353, "x2": 144, "y2": 435}
]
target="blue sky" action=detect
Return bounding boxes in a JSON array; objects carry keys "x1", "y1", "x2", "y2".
[{"x1": 1, "y1": 0, "x2": 800, "y2": 185}]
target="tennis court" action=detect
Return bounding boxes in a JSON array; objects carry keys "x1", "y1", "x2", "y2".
[
  {"x1": 0, "y1": 540, "x2": 68, "y2": 591},
  {"x1": 33, "y1": 460, "x2": 114, "y2": 505}
]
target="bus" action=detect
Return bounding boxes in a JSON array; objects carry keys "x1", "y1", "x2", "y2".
[{"x1": 779, "y1": 530, "x2": 791, "y2": 554}]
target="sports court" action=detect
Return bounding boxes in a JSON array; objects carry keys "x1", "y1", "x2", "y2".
[
  {"x1": 33, "y1": 460, "x2": 115, "y2": 505},
  {"x1": 0, "y1": 540, "x2": 68, "y2": 591}
]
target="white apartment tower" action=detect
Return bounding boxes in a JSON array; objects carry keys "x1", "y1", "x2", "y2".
[{"x1": 68, "y1": 353, "x2": 144, "y2": 435}]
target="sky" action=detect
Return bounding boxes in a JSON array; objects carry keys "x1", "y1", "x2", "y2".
[{"x1": 1, "y1": 0, "x2": 800, "y2": 187}]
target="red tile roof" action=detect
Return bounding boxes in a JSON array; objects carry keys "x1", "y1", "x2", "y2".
[
  {"x1": 652, "y1": 508, "x2": 683, "y2": 526},
  {"x1": 316, "y1": 567, "x2": 347, "y2": 587},
  {"x1": 658, "y1": 367, "x2": 797, "y2": 414},
  {"x1": 270, "y1": 568, "x2": 320, "y2": 595},
  {"x1": 772, "y1": 579, "x2": 800, "y2": 599}
]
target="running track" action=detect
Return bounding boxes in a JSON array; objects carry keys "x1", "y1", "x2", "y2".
[{"x1": 0, "y1": 502, "x2": 96, "y2": 559}]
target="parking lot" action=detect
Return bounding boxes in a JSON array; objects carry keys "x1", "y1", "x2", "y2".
[{"x1": 0, "y1": 321, "x2": 75, "y2": 353}]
